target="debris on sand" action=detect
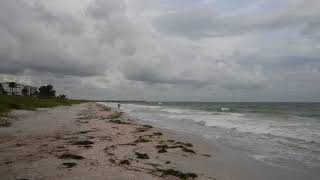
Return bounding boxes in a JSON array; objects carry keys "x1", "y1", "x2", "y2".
[
  {"x1": 156, "y1": 144, "x2": 169, "y2": 153},
  {"x1": 135, "y1": 152, "x2": 150, "y2": 159},
  {"x1": 135, "y1": 128, "x2": 148, "y2": 132},
  {"x1": 134, "y1": 136, "x2": 151, "y2": 143},
  {"x1": 62, "y1": 162, "x2": 77, "y2": 168},
  {"x1": 102, "y1": 107, "x2": 111, "y2": 111},
  {"x1": 155, "y1": 144, "x2": 196, "y2": 154},
  {"x1": 0, "y1": 118, "x2": 11, "y2": 127},
  {"x1": 119, "y1": 159, "x2": 130, "y2": 165},
  {"x1": 201, "y1": 154, "x2": 212, "y2": 157},
  {"x1": 153, "y1": 132, "x2": 163, "y2": 136},
  {"x1": 109, "y1": 119, "x2": 131, "y2": 124},
  {"x1": 180, "y1": 147, "x2": 196, "y2": 154},
  {"x1": 70, "y1": 140, "x2": 94, "y2": 146},
  {"x1": 83, "y1": 145, "x2": 92, "y2": 148},
  {"x1": 135, "y1": 125, "x2": 153, "y2": 132},
  {"x1": 119, "y1": 142, "x2": 137, "y2": 146},
  {"x1": 156, "y1": 168, "x2": 198, "y2": 180},
  {"x1": 175, "y1": 141, "x2": 193, "y2": 147},
  {"x1": 108, "y1": 112, "x2": 123, "y2": 119},
  {"x1": 109, "y1": 159, "x2": 116, "y2": 164},
  {"x1": 158, "y1": 148, "x2": 167, "y2": 153},
  {"x1": 16, "y1": 143, "x2": 26, "y2": 147},
  {"x1": 58, "y1": 154, "x2": 84, "y2": 160},
  {"x1": 142, "y1": 125, "x2": 153, "y2": 129},
  {"x1": 75, "y1": 130, "x2": 94, "y2": 134}
]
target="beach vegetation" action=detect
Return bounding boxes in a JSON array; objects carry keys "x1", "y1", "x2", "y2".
[
  {"x1": 0, "y1": 94, "x2": 84, "y2": 124},
  {"x1": 38, "y1": 84, "x2": 56, "y2": 98},
  {"x1": 57, "y1": 94, "x2": 67, "y2": 99}
]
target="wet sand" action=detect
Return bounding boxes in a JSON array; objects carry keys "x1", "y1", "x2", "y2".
[{"x1": 0, "y1": 103, "x2": 316, "y2": 180}]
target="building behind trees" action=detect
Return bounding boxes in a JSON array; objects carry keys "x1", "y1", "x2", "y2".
[{"x1": 0, "y1": 82, "x2": 38, "y2": 96}]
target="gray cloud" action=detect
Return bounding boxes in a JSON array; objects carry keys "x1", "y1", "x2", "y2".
[
  {"x1": 154, "y1": 0, "x2": 320, "y2": 38},
  {"x1": 0, "y1": 0, "x2": 106, "y2": 77},
  {"x1": 0, "y1": 0, "x2": 319, "y2": 101}
]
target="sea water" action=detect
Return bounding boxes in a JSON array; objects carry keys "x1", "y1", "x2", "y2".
[{"x1": 99, "y1": 102, "x2": 320, "y2": 171}]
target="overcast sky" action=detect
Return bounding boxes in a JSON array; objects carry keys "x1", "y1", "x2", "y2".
[{"x1": 0, "y1": 0, "x2": 320, "y2": 101}]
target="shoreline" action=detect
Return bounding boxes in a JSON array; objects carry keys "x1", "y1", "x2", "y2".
[
  {"x1": 0, "y1": 102, "x2": 317, "y2": 180},
  {"x1": 0, "y1": 103, "x2": 216, "y2": 180}
]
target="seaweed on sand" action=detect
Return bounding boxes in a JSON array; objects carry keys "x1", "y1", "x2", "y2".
[
  {"x1": 155, "y1": 168, "x2": 198, "y2": 180},
  {"x1": 58, "y1": 153, "x2": 84, "y2": 160},
  {"x1": 156, "y1": 144, "x2": 168, "y2": 153},
  {"x1": 70, "y1": 140, "x2": 94, "y2": 146},
  {"x1": 135, "y1": 152, "x2": 150, "y2": 159},
  {"x1": 153, "y1": 132, "x2": 163, "y2": 136},
  {"x1": 134, "y1": 136, "x2": 151, "y2": 143},
  {"x1": 155, "y1": 144, "x2": 196, "y2": 154},
  {"x1": 175, "y1": 141, "x2": 193, "y2": 147},
  {"x1": 62, "y1": 162, "x2": 77, "y2": 168},
  {"x1": 119, "y1": 159, "x2": 130, "y2": 165}
]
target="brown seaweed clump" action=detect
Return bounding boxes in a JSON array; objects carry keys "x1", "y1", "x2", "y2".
[
  {"x1": 156, "y1": 168, "x2": 198, "y2": 180},
  {"x1": 135, "y1": 152, "x2": 150, "y2": 159}
]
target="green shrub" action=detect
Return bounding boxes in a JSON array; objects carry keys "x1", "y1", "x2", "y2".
[{"x1": 0, "y1": 95, "x2": 84, "y2": 116}]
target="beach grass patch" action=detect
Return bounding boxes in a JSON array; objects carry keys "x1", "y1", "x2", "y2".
[{"x1": 0, "y1": 95, "x2": 84, "y2": 122}]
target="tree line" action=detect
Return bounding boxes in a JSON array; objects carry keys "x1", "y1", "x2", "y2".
[{"x1": 0, "y1": 82, "x2": 67, "y2": 99}]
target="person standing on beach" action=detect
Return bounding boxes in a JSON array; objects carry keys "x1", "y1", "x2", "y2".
[{"x1": 118, "y1": 103, "x2": 121, "y2": 109}]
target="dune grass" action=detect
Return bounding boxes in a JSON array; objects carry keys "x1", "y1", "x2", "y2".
[{"x1": 0, "y1": 95, "x2": 84, "y2": 119}]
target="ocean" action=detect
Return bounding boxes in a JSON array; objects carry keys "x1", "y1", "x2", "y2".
[{"x1": 99, "y1": 102, "x2": 320, "y2": 171}]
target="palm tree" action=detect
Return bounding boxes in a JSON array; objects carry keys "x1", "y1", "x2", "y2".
[{"x1": 8, "y1": 82, "x2": 17, "y2": 95}]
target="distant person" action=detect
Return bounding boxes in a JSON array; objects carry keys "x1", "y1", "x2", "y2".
[{"x1": 118, "y1": 103, "x2": 121, "y2": 109}]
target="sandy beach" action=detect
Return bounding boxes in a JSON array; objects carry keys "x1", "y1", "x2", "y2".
[
  {"x1": 0, "y1": 103, "x2": 317, "y2": 180},
  {"x1": 0, "y1": 103, "x2": 217, "y2": 180}
]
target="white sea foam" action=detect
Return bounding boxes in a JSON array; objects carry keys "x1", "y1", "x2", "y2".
[
  {"x1": 98, "y1": 102, "x2": 320, "y2": 169},
  {"x1": 100, "y1": 102, "x2": 320, "y2": 143}
]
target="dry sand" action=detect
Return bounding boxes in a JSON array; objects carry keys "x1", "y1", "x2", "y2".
[{"x1": 0, "y1": 103, "x2": 216, "y2": 180}]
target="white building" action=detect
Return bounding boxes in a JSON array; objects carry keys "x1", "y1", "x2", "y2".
[
  {"x1": 0, "y1": 82, "x2": 38, "y2": 96},
  {"x1": 23, "y1": 85, "x2": 38, "y2": 96}
]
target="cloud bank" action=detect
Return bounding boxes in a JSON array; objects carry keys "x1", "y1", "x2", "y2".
[{"x1": 0, "y1": 0, "x2": 320, "y2": 101}]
